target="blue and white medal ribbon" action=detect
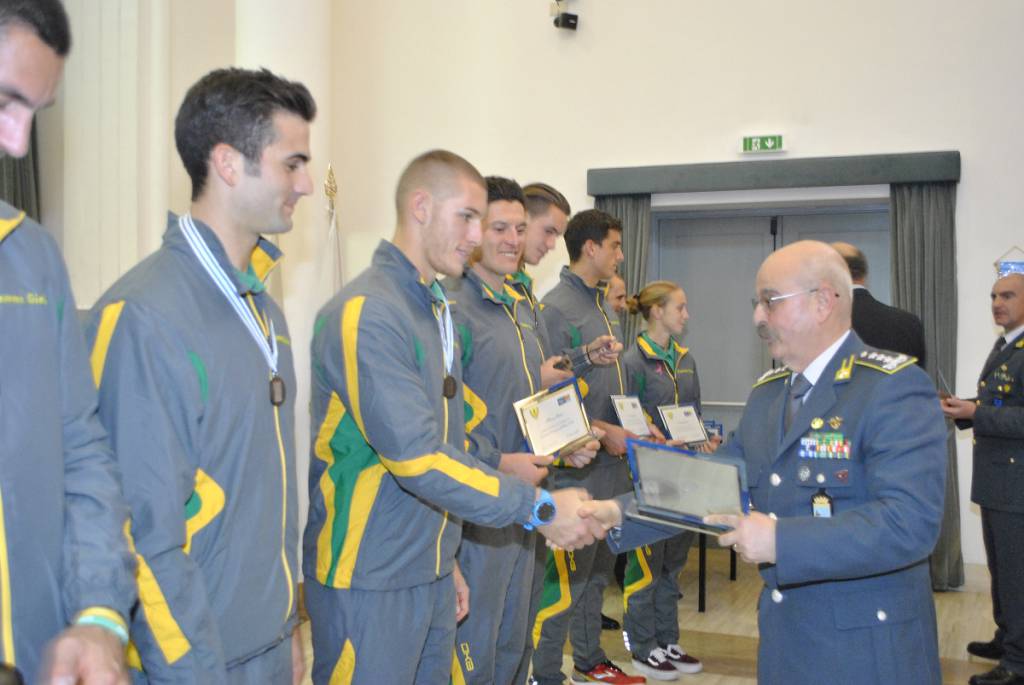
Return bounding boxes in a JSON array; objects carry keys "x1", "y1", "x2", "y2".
[{"x1": 179, "y1": 213, "x2": 285, "y2": 406}]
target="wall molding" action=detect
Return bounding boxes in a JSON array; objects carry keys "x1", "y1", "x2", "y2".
[{"x1": 588, "y1": 151, "x2": 961, "y2": 197}]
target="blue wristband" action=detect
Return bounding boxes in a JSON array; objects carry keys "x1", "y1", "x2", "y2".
[{"x1": 524, "y1": 489, "x2": 557, "y2": 530}]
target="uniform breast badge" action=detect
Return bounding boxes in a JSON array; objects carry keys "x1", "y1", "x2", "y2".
[
  {"x1": 828, "y1": 416, "x2": 843, "y2": 429},
  {"x1": 812, "y1": 490, "x2": 833, "y2": 518},
  {"x1": 810, "y1": 417, "x2": 824, "y2": 430}
]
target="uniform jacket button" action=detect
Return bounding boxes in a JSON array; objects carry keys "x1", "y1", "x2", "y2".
[
  {"x1": 770, "y1": 473, "x2": 781, "y2": 487},
  {"x1": 768, "y1": 512, "x2": 778, "y2": 520},
  {"x1": 816, "y1": 473, "x2": 826, "y2": 484},
  {"x1": 771, "y1": 589, "x2": 783, "y2": 603},
  {"x1": 877, "y1": 609, "x2": 887, "y2": 622}
]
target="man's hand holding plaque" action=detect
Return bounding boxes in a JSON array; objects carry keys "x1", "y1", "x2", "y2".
[
  {"x1": 514, "y1": 378, "x2": 596, "y2": 459},
  {"x1": 499, "y1": 452, "x2": 555, "y2": 486},
  {"x1": 562, "y1": 425, "x2": 603, "y2": 468}
]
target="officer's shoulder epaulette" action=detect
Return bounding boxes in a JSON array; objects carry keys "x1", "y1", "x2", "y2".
[
  {"x1": 853, "y1": 349, "x2": 917, "y2": 374},
  {"x1": 753, "y1": 366, "x2": 790, "y2": 388},
  {"x1": 1016, "y1": 338, "x2": 1024, "y2": 349}
]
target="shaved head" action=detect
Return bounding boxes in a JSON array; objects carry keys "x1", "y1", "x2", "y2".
[
  {"x1": 764, "y1": 241, "x2": 853, "y2": 319},
  {"x1": 394, "y1": 149, "x2": 484, "y2": 215},
  {"x1": 754, "y1": 240, "x2": 854, "y2": 370}
]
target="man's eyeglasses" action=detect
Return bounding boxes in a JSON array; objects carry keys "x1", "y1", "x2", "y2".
[{"x1": 751, "y1": 288, "x2": 819, "y2": 311}]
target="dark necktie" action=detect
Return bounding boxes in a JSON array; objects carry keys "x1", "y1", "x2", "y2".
[
  {"x1": 983, "y1": 336, "x2": 1006, "y2": 374},
  {"x1": 784, "y1": 373, "x2": 812, "y2": 433}
]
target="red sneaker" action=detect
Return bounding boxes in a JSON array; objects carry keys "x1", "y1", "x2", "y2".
[{"x1": 571, "y1": 660, "x2": 647, "y2": 684}]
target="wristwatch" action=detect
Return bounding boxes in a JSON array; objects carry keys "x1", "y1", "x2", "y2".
[{"x1": 524, "y1": 489, "x2": 557, "y2": 530}]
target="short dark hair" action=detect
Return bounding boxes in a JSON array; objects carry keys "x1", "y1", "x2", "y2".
[
  {"x1": 522, "y1": 182, "x2": 570, "y2": 218},
  {"x1": 394, "y1": 149, "x2": 485, "y2": 212},
  {"x1": 840, "y1": 248, "x2": 868, "y2": 281},
  {"x1": 564, "y1": 209, "x2": 621, "y2": 263},
  {"x1": 174, "y1": 67, "x2": 316, "y2": 201},
  {"x1": 485, "y1": 176, "x2": 525, "y2": 207},
  {"x1": 0, "y1": 0, "x2": 71, "y2": 56}
]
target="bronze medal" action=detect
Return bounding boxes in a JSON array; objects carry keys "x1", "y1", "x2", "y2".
[
  {"x1": 270, "y1": 375, "x2": 287, "y2": 406},
  {"x1": 443, "y1": 375, "x2": 457, "y2": 399}
]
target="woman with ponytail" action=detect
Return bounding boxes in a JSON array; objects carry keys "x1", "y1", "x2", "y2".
[{"x1": 619, "y1": 280, "x2": 711, "y2": 681}]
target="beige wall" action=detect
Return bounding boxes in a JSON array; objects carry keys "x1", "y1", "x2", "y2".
[
  {"x1": 39, "y1": 0, "x2": 1024, "y2": 566},
  {"x1": 326, "y1": 0, "x2": 1024, "y2": 566}
]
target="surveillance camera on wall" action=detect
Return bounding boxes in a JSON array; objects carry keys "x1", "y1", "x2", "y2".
[{"x1": 554, "y1": 12, "x2": 578, "y2": 30}]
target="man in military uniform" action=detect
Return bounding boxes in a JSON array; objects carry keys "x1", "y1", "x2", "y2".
[
  {"x1": 582, "y1": 240, "x2": 948, "y2": 684},
  {"x1": 943, "y1": 272, "x2": 1024, "y2": 685}
]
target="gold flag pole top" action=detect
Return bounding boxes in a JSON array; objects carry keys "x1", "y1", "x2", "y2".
[{"x1": 325, "y1": 164, "x2": 338, "y2": 213}]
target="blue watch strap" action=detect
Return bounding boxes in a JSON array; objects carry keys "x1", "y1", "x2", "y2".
[{"x1": 524, "y1": 489, "x2": 556, "y2": 530}]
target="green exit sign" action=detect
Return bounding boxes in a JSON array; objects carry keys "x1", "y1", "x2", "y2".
[{"x1": 742, "y1": 135, "x2": 784, "y2": 153}]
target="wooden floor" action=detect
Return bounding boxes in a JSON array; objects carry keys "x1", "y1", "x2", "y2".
[{"x1": 296, "y1": 549, "x2": 1000, "y2": 683}]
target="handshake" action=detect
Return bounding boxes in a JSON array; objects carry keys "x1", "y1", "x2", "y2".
[{"x1": 533, "y1": 488, "x2": 625, "y2": 551}]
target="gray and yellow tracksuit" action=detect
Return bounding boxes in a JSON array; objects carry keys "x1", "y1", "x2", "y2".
[
  {"x1": 532, "y1": 266, "x2": 628, "y2": 684},
  {"x1": 620, "y1": 333, "x2": 701, "y2": 659},
  {"x1": 302, "y1": 241, "x2": 538, "y2": 685},
  {"x1": 0, "y1": 201, "x2": 134, "y2": 681},
  {"x1": 506, "y1": 269, "x2": 591, "y2": 377},
  {"x1": 443, "y1": 269, "x2": 545, "y2": 685},
  {"x1": 86, "y1": 214, "x2": 298, "y2": 683},
  {"x1": 507, "y1": 269, "x2": 594, "y2": 684}
]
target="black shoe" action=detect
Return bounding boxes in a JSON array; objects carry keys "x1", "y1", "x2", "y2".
[
  {"x1": 969, "y1": 640, "x2": 1006, "y2": 661},
  {"x1": 601, "y1": 613, "x2": 621, "y2": 630},
  {"x1": 970, "y1": 665, "x2": 1024, "y2": 685}
]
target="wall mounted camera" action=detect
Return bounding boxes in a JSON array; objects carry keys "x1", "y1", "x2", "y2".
[
  {"x1": 554, "y1": 12, "x2": 578, "y2": 30},
  {"x1": 550, "y1": 1, "x2": 578, "y2": 31}
]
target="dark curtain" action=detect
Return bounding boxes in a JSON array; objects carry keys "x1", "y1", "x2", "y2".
[
  {"x1": 594, "y1": 194, "x2": 652, "y2": 342},
  {"x1": 890, "y1": 181, "x2": 964, "y2": 590},
  {"x1": 0, "y1": 127, "x2": 40, "y2": 220}
]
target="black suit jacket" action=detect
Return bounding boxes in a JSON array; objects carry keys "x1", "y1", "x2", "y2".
[{"x1": 851, "y1": 288, "x2": 926, "y2": 367}]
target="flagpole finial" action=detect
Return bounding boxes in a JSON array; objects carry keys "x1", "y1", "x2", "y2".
[{"x1": 325, "y1": 164, "x2": 338, "y2": 212}]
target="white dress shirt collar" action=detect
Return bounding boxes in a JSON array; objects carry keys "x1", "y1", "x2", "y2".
[{"x1": 796, "y1": 330, "x2": 852, "y2": 392}]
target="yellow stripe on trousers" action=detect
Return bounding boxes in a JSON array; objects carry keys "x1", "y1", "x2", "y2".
[
  {"x1": 531, "y1": 550, "x2": 571, "y2": 648},
  {"x1": 330, "y1": 639, "x2": 356, "y2": 684},
  {"x1": 622, "y1": 547, "x2": 654, "y2": 611}
]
